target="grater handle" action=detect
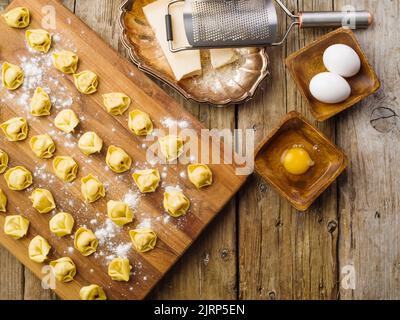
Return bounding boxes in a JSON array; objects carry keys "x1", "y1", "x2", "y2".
[{"x1": 299, "y1": 11, "x2": 373, "y2": 29}]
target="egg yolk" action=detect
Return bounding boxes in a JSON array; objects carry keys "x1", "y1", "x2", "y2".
[{"x1": 281, "y1": 147, "x2": 315, "y2": 175}]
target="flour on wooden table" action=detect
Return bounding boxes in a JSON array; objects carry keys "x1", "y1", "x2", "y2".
[
  {"x1": 137, "y1": 218, "x2": 152, "y2": 229},
  {"x1": 160, "y1": 117, "x2": 190, "y2": 129},
  {"x1": 94, "y1": 219, "x2": 133, "y2": 263},
  {"x1": 123, "y1": 190, "x2": 140, "y2": 210},
  {"x1": 165, "y1": 185, "x2": 183, "y2": 193}
]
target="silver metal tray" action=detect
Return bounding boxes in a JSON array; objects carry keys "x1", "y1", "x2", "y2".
[{"x1": 118, "y1": 0, "x2": 270, "y2": 105}]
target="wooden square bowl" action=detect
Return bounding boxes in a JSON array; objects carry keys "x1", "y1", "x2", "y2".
[
  {"x1": 255, "y1": 111, "x2": 348, "y2": 211},
  {"x1": 285, "y1": 28, "x2": 380, "y2": 121}
]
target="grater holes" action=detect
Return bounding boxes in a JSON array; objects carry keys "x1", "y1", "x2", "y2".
[{"x1": 191, "y1": 0, "x2": 272, "y2": 45}]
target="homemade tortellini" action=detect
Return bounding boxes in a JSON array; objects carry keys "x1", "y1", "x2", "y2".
[
  {"x1": 128, "y1": 110, "x2": 153, "y2": 136},
  {"x1": 187, "y1": 164, "x2": 213, "y2": 189},
  {"x1": 2, "y1": 7, "x2": 30, "y2": 28},
  {"x1": 2, "y1": 62, "x2": 24, "y2": 90},
  {"x1": 54, "y1": 109, "x2": 79, "y2": 133},
  {"x1": 0, "y1": 117, "x2": 28, "y2": 141},
  {"x1": 81, "y1": 174, "x2": 105, "y2": 203},
  {"x1": 0, "y1": 149, "x2": 9, "y2": 173},
  {"x1": 159, "y1": 135, "x2": 184, "y2": 162},
  {"x1": 108, "y1": 258, "x2": 132, "y2": 282},
  {"x1": 28, "y1": 235, "x2": 51, "y2": 263},
  {"x1": 78, "y1": 132, "x2": 103, "y2": 155},
  {"x1": 107, "y1": 200, "x2": 133, "y2": 226},
  {"x1": 30, "y1": 87, "x2": 51, "y2": 116},
  {"x1": 163, "y1": 189, "x2": 190, "y2": 217},
  {"x1": 52, "y1": 51, "x2": 78, "y2": 74},
  {"x1": 26, "y1": 29, "x2": 51, "y2": 53},
  {"x1": 73, "y1": 70, "x2": 98, "y2": 94},
  {"x1": 132, "y1": 169, "x2": 160, "y2": 193},
  {"x1": 29, "y1": 188, "x2": 56, "y2": 214},
  {"x1": 74, "y1": 227, "x2": 98, "y2": 256},
  {"x1": 49, "y1": 212, "x2": 74, "y2": 237},
  {"x1": 102, "y1": 92, "x2": 131, "y2": 116},
  {"x1": 0, "y1": 189, "x2": 7, "y2": 212},
  {"x1": 80, "y1": 284, "x2": 107, "y2": 300},
  {"x1": 129, "y1": 228, "x2": 157, "y2": 253},
  {"x1": 53, "y1": 156, "x2": 78, "y2": 182},
  {"x1": 50, "y1": 257, "x2": 76, "y2": 282},
  {"x1": 4, "y1": 215, "x2": 29, "y2": 239},
  {"x1": 106, "y1": 145, "x2": 132, "y2": 173},
  {"x1": 4, "y1": 166, "x2": 32, "y2": 191},
  {"x1": 29, "y1": 134, "x2": 55, "y2": 158}
]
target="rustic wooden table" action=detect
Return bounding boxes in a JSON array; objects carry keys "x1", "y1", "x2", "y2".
[{"x1": 0, "y1": 0, "x2": 398, "y2": 300}]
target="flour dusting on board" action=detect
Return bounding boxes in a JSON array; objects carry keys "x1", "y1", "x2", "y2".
[
  {"x1": 123, "y1": 190, "x2": 140, "y2": 209},
  {"x1": 94, "y1": 219, "x2": 132, "y2": 262},
  {"x1": 165, "y1": 185, "x2": 183, "y2": 193},
  {"x1": 161, "y1": 117, "x2": 190, "y2": 129}
]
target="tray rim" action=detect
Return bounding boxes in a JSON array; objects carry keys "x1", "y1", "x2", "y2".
[{"x1": 117, "y1": 0, "x2": 270, "y2": 106}]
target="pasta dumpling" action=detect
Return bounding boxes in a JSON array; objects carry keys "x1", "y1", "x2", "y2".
[
  {"x1": 132, "y1": 169, "x2": 160, "y2": 193},
  {"x1": 29, "y1": 188, "x2": 56, "y2": 214},
  {"x1": 0, "y1": 117, "x2": 28, "y2": 141},
  {"x1": 129, "y1": 228, "x2": 157, "y2": 253},
  {"x1": 4, "y1": 166, "x2": 32, "y2": 191},
  {"x1": 74, "y1": 227, "x2": 98, "y2": 256},
  {"x1": 30, "y1": 87, "x2": 51, "y2": 116},
  {"x1": 29, "y1": 134, "x2": 55, "y2": 158},
  {"x1": 102, "y1": 92, "x2": 131, "y2": 116},
  {"x1": 78, "y1": 132, "x2": 103, "y2": 155},
  {"x1": 2, "y1": 62, "x2": 24, "y2": 90},
  {"x1": 107, "y1": 200, "x2": 133, "y2": 226},
  {"x1": 163, "y1": 189, "x2": 190, "y2": 217},
  {"x1": 128, "y1": 110, "x2": 153, "y2": 136},
  {"x1": 0, "y1": 149, "x2": 9, "y2": 173},
  {"x1": 50, "y1": 257, "x2": 76, "y2": 282},
  {"x1": 2, "y1": 7, "x2": 30, "y2": 28},
  {"x1": 54, "y1": 109, "x2": 79, "y2": 133},
  {"x1": 0, "y1": 189, "x2": 7, "y2": 212},
  {"x1": 49, "y1": 212, "x2": 74, "y2": 237},
  {"x1": 73, "y1": 70, "x2": 98, "y2": 94},
  {"x1": 81, "y1": 174, "x2": 105, "y2": 203},
  {"x1": 53, "y1": 156, "x2": 78, "y2": 182},
  {"x1": 106, "y1": 145, "x2": 132, "y2": 173},
  {"x1": 28, "y1": 235, "x2": 51, "y2": 263},
  {"x1": 108, "y1": 258, "x2": 132, "y2": 282},
  {"x1": 52, "y1": 51, "x2": 78, "y2": 74},
  {"x1": 26, "y1": 29, "x2": 51, "y2": 53},
  {"x1": 4, "y1": 215, "x2": 29, "y2": 239},
  {"x1": 80, "y1": 285, "x2": 107, "y2": 300},
  {"x1": 187, "y1": 164, "x2": 213, "y2": 189},
  {"x1": 159, "y1": 135, "x2": 184, "y2": 162}
]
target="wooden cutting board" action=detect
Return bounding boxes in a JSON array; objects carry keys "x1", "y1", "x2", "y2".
[{"x1": 0, "y1": 0, "x2": 247, "y2": 299}]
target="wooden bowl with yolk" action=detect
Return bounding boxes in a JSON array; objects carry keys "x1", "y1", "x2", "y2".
[{"x1": 255, "y1": 111, "x2": 348, "y2": 211}]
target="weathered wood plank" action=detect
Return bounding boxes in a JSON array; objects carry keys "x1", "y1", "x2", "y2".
[
  {"x1": 335, "y1": 0, "x2": 400, "y2": 299},
  {"x1": 237, "y1": 0, "x2": 338, "y2": 299}
]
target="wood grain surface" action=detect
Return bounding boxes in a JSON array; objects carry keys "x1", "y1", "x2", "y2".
[
  {"x1": 0, "y1": 0, "x2": 246, "y2": 299},
  {"x1": 0, "y1": 0, "x2": 399, "y2": 300}
]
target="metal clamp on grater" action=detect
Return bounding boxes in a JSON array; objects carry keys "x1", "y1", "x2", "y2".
[{"x1": 165, "y1": 0, "x2": 373, "y2": 52}]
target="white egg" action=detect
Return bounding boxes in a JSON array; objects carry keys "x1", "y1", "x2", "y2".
[
  {"x1": 323, "y1": 44, "x2": 361, "y2": 77},
  {"x1": 309, "y1": 72, "x2": 351, "y2": 104}
]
